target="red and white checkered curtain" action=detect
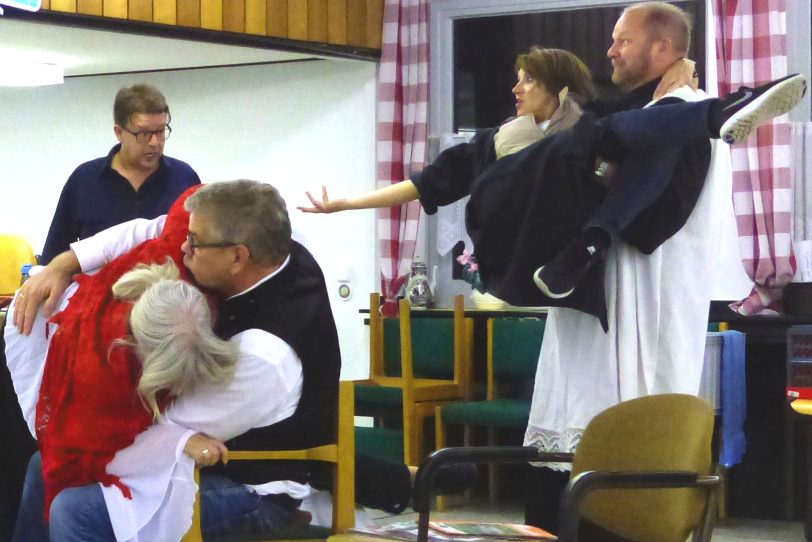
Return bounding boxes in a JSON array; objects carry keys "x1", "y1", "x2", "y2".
[
  {"x1": 376, "y1": 0, "x2": 429, "y2": 311},
  {"x1": 714, "y1": 0, "x2": 795, "y2": 315}
]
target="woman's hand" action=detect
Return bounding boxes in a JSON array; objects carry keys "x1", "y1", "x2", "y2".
[
  {"x1": 298, "y1": 186, "x2": 348, "y2": 214},
  {"x1": 654, "y1": 58, "x2": 698, "y2": 99},
  {"x1": 184, "y1": 433, "x2": 229, "y2": 467}
]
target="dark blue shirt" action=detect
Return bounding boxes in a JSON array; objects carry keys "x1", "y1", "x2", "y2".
[{"x1": 40, "y1": 144, "x2": 200, "y2": 264}]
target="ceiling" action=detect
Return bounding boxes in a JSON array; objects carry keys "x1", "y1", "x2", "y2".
[{"x1": 0, "y1": 16, "x2": 318, "y2": 78}]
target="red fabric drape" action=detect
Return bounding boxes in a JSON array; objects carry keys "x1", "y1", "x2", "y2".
[
  {"x1": 36, "y1": 186, "x2": 201, "y2": 514},
  {"x1": 375, "y1": 0, "x2": 429, "y2": 313},
  {"x1": 714, "y1": 0, "x2": 795, "y2": 314}
]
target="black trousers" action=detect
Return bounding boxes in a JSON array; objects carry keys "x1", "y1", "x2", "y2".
[{"x1": 0, "y1": 332, "x2": 37, "y2": 542}]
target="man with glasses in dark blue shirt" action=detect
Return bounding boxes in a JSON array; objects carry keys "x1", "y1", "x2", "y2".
[{"x1": 40, "y1": 83, "x2": 200, "y2": 264}]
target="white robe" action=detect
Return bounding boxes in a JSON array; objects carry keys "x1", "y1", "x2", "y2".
[{"x1": 524, "y1": 88, "x2": 752, "y2": 469}]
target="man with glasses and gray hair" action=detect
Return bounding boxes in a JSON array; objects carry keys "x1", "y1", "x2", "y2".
[
  {"x1": 9, "y1": 181, "x2": 343, "y2": 540},
  {"x1": 40, "y1": 83, "x2": 200, "y2": 265}
]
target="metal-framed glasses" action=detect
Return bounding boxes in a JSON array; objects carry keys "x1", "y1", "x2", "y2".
[
  {"x1": 121, "y1": 125, "x2": 172, "y2": 143},
  {"x1": 186, "y1": 233, "x2": 237, "y2": 255}
]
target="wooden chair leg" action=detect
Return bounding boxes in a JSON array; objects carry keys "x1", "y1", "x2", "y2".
[
  {"x1": 403, "y1": 401, "x2": 418, "y2": 466},
  {"x1": 180, "y1": 468, "x2": 203, "y2": 542},
  {"x1": 435, "y1": 406, "x2": 448, "y2": 511},
  {"x1": 463, "y1": 424, "x2": 474, "y2": 505},
  {"x1": 487, "y1": 426, "x2": 497, "y2": 504}
]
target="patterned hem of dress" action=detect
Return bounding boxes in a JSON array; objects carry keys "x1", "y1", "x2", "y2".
[{"x1": 524, "y1": 426, "x2": 583, "y2": 472}]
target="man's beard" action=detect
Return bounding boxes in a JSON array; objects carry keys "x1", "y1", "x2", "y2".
[{"x1": 612, "y1": 55, "x2": 652, "y2": 91}]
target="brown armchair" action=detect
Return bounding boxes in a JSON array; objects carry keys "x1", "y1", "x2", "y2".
[{"x1": 412, "y1": 394, "x2": 721, "y2": 542}]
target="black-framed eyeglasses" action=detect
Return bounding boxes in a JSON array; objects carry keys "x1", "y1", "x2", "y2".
[
  {"x1": 121, "y1": 125, "x2": 172, "y2": 144},
  {"x1": 186, "y1": 233, "x2": 237, "y2": 255}
]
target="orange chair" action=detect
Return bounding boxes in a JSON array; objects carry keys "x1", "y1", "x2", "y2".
[{"x1": 0, "y1": 234, "x2": 36, "y2": 296}]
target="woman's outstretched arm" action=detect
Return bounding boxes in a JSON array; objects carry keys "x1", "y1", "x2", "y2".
[{"x1": 298, "y1": 181, "x2": 420, "y2": 213}]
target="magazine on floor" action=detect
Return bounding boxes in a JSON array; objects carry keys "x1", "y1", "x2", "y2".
[
  {"x1": 429, "y1": 521, "x2": 555, "y2": 539},
  {"x1": 349, "y1": 520, "x2": 556, "y2": 541}
]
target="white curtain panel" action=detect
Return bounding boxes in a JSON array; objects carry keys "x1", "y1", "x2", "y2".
[{"x1": 792, "y1": 122, "x2": 812, "y2": 241}]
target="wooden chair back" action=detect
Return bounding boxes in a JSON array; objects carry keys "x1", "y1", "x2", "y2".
[{"x1": 182, "y1": 381, "x2": 355, "y2": 542}]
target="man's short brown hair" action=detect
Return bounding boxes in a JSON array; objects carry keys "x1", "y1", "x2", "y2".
[
  {"x1": 113, "y1": 84, "x2": 170, "y2": 127},
  {"x1": 624, "y1": 1, "x2": 693, "y2": 55}
]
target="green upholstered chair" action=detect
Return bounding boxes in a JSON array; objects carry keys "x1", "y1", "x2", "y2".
[
  {"x1": 435, "y1": 317, "x2": 544, "y2": 506},
  {"x1": 355, "y1": 294, "x2": 473, "y2": 466}
]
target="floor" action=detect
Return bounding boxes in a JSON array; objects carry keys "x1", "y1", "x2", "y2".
[{"x1": 365, "y1": 498, "x2": 807, "y2": 541}]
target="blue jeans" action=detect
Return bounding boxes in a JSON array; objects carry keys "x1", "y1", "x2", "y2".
[{"x1": 13, "y1": 452, "x2": 297, "y2": 542}]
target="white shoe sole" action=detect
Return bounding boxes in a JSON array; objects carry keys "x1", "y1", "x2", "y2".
[
  {"x1": 532, "y1": 266, "x2": 574, "y2": 299},
  {"x1": 720, "y1": 74, "x2": 807, "y2": 144}
]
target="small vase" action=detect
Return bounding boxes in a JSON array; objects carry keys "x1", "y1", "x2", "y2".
[{"x1": 470, "y1": 290, "x2": 506, "y2": 310}]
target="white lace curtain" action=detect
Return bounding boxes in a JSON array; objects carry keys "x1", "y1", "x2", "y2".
[
  {"x1": 792, "y1": 122, "x2": 812, "y2": 241},
  {"x1": 791, "y1": 122, "x2": 812, "y2": 280}
]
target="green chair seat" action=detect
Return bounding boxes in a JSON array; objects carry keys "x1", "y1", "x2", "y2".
[
  {"x1": 355, "y1": 426, "x2": 404, "y2": 463},
  {"x1": 354, "y1": 383, "x2": 403, "y2": 407},
  {"x1": 440, "y1": 399, "x2": 531, "y2": 428}
]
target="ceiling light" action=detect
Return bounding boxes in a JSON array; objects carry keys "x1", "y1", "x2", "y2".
[{"x1": 0, "y1": 62, "x2": 63, "y2": 86}]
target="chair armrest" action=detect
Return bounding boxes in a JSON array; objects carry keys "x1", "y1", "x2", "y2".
[
  {"x1": 413, "y1": 446, "x2": 574, "y2": 542},
  {"x1": 557, "y1": 470, "x2": 722, "y2": 542},
  {"x1": 229, "y1": 445, "x2": 338, "y2": 463}
]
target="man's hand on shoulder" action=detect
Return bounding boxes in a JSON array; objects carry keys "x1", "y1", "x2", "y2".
[
  {"x1": 14, "y1": 250, "x2": 79, "y2": 335},
  {"x1": 654, "y1": 58, "x2": 699, "y2": 99}
]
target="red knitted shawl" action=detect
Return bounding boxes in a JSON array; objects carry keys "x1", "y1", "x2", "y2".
[{"x1": 36, "y1": 185, "x2": 202, "y2": 514}]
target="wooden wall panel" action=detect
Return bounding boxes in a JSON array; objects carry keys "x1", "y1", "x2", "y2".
[
  {"x1": 266, "y1": 0, "x2": 287, "y2": 38},
  {"x1": 245, "y1": 0, "x2": 267, "y2": 35},
  {"x1": 364, "y1": 0, "x2": 382, "y2": 49},
  {"x1": 177, "y1": 0, "x2": 200, "y2": 27},
  {"x1": 49, "y1": 0, "x2": 75, "y2": 10},
  {"x1": 308, "y1": 0, "x2": 328, "y2": 42},
  {"x1": 77, "y1": 0, "x2": 101, "y2": 15},
  {"x1": 153, "y1": 0, "x2": 177, "y2": 24},
  {"x1": 223, "y1": 0, "x2": 245, "y2": 33},
  {"x1": 129, "y1": 0, "x2": 152, "y2": 21},
  {"x1": 50, "y1": 0, "x2": 74, "y2": 9},
  {"x1": 200, "y1": 0, "x2": 222, "y2": 30},
  {"x1": 103, "y1": 0, "x2": 128, "y2": 18},
  {"x1": 42, "y1": 0, "x2": 383, "y2": 53},
  {"x1": 288, "y1": 0, "x2": 307, "y2": 41},
  {"x1": 327, "y1": 0, "x2": 347, "y2": 45},
  {"x1": 346, "y1": 0, "x2": 365, "y2": 47}
]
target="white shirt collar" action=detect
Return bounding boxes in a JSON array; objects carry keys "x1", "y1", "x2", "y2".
[{"x1": 227, "y1": 254, "x2": 292, "y2": 300}]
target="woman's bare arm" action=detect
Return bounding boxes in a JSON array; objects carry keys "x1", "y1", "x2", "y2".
[{"x1": 298, "y1": 181, "x2": 420, "y2": 213}]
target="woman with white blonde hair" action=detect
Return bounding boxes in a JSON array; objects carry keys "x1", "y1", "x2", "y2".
[
  {"x1": 111, "y1": 261, "x2": 238, "y2": 419},
  {"x1": 12, "y1": 259, "x2": 312, "y2": 542}
]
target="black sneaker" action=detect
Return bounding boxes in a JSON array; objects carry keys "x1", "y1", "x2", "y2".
[
  {"x1": 714, "y1": 73, "x2": 807, "y2": 144},
  {"x1": 533, "y1": 239, "x2": 604, "y2": 299}
]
